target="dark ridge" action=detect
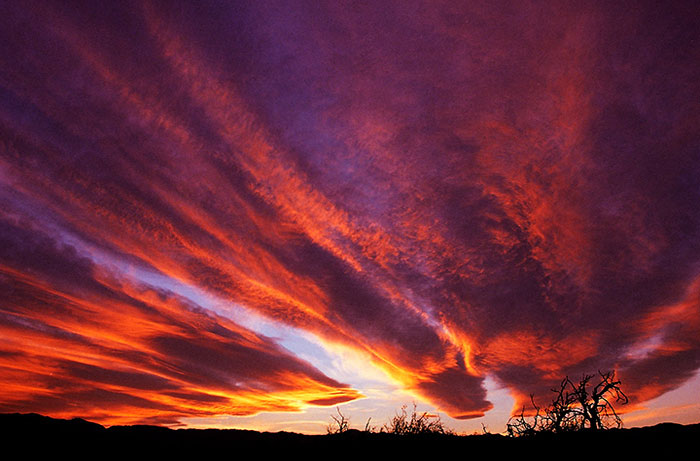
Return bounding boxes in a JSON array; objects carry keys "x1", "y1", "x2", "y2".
[{"x1": 2, "y1": 413, "x2": 697, "y2": 457}]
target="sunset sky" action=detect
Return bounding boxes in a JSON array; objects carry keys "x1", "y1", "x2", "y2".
[{"x1": 1, "y1": 0, "x2": 699, "y2": 434}]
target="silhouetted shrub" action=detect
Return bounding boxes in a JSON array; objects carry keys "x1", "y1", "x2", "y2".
[
  {"x1": 326, "y1": 403, "x2": 454, "y2": 436},
  {"x1": 380, "y1": 403, "x2": 453, "y2": 435},
  {"x1": 326, "y1": 407, "x2": 350, "y2": 434}
]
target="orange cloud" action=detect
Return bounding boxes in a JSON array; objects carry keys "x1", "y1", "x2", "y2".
[{"x1": 0, "y1": 218, "x2": 360, "y2": 426}]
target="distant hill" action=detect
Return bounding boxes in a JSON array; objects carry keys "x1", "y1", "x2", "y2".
[{"x1": 2, "y1": 412, "x2": 697, "y2": 457}]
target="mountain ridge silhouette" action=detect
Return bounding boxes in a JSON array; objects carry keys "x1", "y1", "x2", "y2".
[{"x1": 3, "y1": 412, "x2": 697, "y2": 456}]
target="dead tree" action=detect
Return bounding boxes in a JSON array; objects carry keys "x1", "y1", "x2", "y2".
[
  {"x1": 507, "y1": 370, "x2": 628, "y2": 436},
  {"x1": 569, "y1": 370, "x2": 628, "y2": 430},
  {"x1": 542, "y1": 376, "x2": 584, "y2": 432},
  {"x1": 506, "y1": 394, "x2": 544, "y2": 437}
]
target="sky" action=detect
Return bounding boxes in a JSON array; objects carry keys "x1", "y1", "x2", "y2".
[{"x1": 1, "y1": 0, "x2": 699, "y2": 434}]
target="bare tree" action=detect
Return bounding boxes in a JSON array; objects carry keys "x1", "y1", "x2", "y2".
[
  {"x1": 571, "y1": 370, "x2": 628, "y2": 430},
  {"x1": 541, "y1": 376, "x2": 585, "y2": 433},
  {"x1": 506, "y1": 394, "x2": 544, "y2": 437},
  {"x1": 507, "y1": 370, "x2": 628, "y2": 437}
]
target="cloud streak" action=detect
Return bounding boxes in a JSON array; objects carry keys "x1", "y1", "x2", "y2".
[
  {"x1": 0, "y1": 215, "x2": 360, "y2": 425},
  {"x1": 1, "y1": 0, "x2": 699, "y2": 423}
]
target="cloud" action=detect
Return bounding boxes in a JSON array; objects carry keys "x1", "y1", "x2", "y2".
[
  {"x1": 1, "y1": 0, "x2": 699, "y2": 421},
  {"x1": 0, "y1": 216, "x2": 360, "y2": 425}
]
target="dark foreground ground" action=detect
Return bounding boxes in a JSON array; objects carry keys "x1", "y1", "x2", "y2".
[{"x1": 2, "y1": 413, "x2": 698, "y2": 458}]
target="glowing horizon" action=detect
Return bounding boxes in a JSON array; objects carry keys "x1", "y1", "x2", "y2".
[{"x1": 1, "y1": 0, "x2": 699, "y2": 434}]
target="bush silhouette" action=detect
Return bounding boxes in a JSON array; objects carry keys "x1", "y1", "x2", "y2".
[
  {"x1": 326, "y1": 403, "x2": 453, "y2": 436},
  {"x1": 380, "y1": 403, "x2": 452, "y2": 435},
  {"x1": 326, "y1": 407, "x2": 350, "y2": 434}
]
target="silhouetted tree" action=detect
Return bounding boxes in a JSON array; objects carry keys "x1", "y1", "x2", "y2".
[
  {"x1": 571, "y1": 370, "x2": 628, "y2": 430},
  {"x1": 507, "y1": 370, "x2": 628, "y2": 437},
  {"x1": 541, "y1": 376, "x2": 582, "y2": 432},
  {"x1": 506, "y1": 394, "x2": 544, "y2": 437}
]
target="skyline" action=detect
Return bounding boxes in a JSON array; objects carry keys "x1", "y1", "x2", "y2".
[{"x1": 1, "y1": 0, "x2": 699, "y2": 434}]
